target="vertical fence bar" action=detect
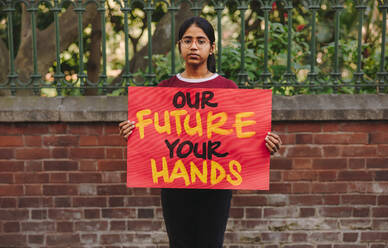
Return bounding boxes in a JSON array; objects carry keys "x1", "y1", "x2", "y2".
[
  {"x1": 307, "y1": 1, "x2": 320, "y2": 88},
  {"x1": 377, "y1": 1, "x2": 387, "y2": 92},
  {"x1": 5, "y1": 0, "x2": 17, "y2": 95},
  {"x1": 215, "y1": 1, "x2": 224, "y2": 75},
  {"x1": 192, "y1": 0, "x2": 201, "y2": 16},
  {"x1": 53, "y1": 0, "x2": 63, "y2": 96},
  {"x1": 144, "y1": 0, "x2": 155, "y2": 84},
  {"x1": 354, "y1": 1, "x2": 366, "y2": 93},
  {"x1": 121, "y1": 0, "x2": 132, "y2": 89},
  {"x1": 284, "y1": 1, "x2": 293, "y2": 83},
  {"x1": 331, "y1": 1, "x2": 343, "y2": 93},
  {"x1": 28, "y1": 0, "x2": 41, "y2": 95},
  {"x1": 237, "y1": 0, "x2": 248, "y2": 85},
  {"x1": 169, "y1": 0, "x2": 178, "y2": 76},
  {"x1": 99, "y1": 0, "x2": 107, "y2": 94},
  {"x1": 261, "y1": 1, "x2": 271, "y2": 87},
  {"x1": 75, "y1": 0, "x2": 86, "y2": 95}
]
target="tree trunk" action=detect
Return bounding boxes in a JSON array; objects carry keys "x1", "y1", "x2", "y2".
[{"x1": 86, "y1": 13, "x2": 102, "y2": 95}]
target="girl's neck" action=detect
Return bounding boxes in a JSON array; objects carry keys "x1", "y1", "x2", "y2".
[{"x1": 181, "y1": 66, "x2": 212, "y2": 79}]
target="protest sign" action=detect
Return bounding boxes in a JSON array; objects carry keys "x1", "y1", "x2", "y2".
[{"x1": 127, "y1": 87, "x2": 272, "y2": 190}]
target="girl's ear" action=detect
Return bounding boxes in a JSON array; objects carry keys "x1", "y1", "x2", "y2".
[{"x1": 210, "y1": 43, "x2": 215, "y2": 55}]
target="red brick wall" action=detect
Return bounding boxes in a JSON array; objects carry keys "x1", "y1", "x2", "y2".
[{"x1": 0, "y1": 121, "x2": 387, "y2": 248}]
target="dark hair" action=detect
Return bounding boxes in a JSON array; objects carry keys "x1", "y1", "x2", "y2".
[{"x1": 178, "y1": 17, "x2": 216, "y2": 73}]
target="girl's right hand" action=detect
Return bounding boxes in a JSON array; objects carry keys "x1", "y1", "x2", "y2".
[{"x1": 119, "y1": 120, "x2": 136, "y2": 140}]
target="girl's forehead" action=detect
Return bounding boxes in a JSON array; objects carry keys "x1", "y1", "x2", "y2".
[{"x1": 182, "y1": 25, "x2": 208, "y2": 38}]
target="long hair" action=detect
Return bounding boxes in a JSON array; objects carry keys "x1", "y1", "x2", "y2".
[{"x1": 178, "y1": 17, "x2": 216, "y2": 73}]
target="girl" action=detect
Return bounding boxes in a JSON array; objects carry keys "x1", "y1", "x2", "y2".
[{"x1": 119, "y1": 16, "x2": 282, "y2": 248}]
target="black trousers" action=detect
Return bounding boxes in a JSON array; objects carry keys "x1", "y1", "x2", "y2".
[{"x1": 161, "y1": 188, "x2": 232, "y2": 248}]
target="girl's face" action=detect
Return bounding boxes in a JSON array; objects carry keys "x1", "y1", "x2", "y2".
[{"x1": 179, "y1": 24, "x2": 214, "y2": 69}]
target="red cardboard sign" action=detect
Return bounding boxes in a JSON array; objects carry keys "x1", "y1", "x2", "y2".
[{"x1": 127, "y1": 87, "x2": 272, "y2": 190}]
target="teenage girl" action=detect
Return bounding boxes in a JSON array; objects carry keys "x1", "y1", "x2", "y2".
[{"x1": 119, "y1": 16, "x2": 282, "y2": 248}]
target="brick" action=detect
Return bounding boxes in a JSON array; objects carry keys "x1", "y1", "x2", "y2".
[
  {"x1": 367, "y1": 183, "x2": 388, "y2": 193},
  {"x1": 349, "y1": 159, "x2": 365, "y2": 169},
  {"x1": 323, "y1": 195, "x2": 340, "y2": 205},
  {"x1": 296, "y1": 134, "x2": 313, "y2": 144},
  {"x1": 104, "y1": 124, "x2": 121, "y2": 135},
  {"x1": 267, "y1": 194, "x2": 288, "y2": 206},
  {"x1": 84, "y1": 209, "x2": 100, "y2": 219},
  {"x1": 283, "y1": 245, "x2": 313, "y2": 248},
  {"x1": 288, "y1": 123, "x2": 321, "y2": 132},
  {"x1": 270, "y1": 158, "x2": 292, "y2": 170},
  {"x1": 245, "y1": 208, "x2": 260, "y2": 218},
  {"x1": 57, "y1": 222, "x2": 73, "y2": 232},
  {"x1": 269, "y1": 183, "x2": 291, "y2": 193},
  {"x1": 98, "y1": 136, "x2": 125, "y2": 146},
  {"x1": 313, "y1": 159, "x2": 347, "y2": 169},
  {"x1": 46, "y1": 234, "x2": 80, "y2": 246},
  {"x1": 284, "y1": 171, "x2": 317, "y2": 181},
  {"x1": 25, "y1": 185, "x2": 42, "y2": 195},
  {"x1": 43, "y1": 135, "x2": 78, "y2": 146},
  {"x1": 279, "y1": 134, "x2": 295, "y2": 144},
  {"x1": 0, "y1": 161, "x2": 24, "y2": 171},
  {"x1": 370, "y1": 133, "x2": 388, "y2": 144},
  {"x1": 50, "y1": 173, "x2": 68, "y2": 183},
  {"x1": 0, "y1": 234, "x2": 27, "y2": 247},
  {"x1": 109, "y1": 197, "x2": 124, "y2": 207},
  {"x1": 0, "y1": 173, "x2": 13, "y2": 183},
  {"x1": 373, "y1": 220, "x2": 388, "y2": 230},
  {"x1": 369, "y1": 244, "x2": 386, "y2": 248},
  {"x1": 44, "y1": 160, "x2": 78, "y2": 171},
  {"x1": 138, "y1": 208, "x2": 154, "y2": 218},
  {"x1": 319, "y1": 207, "x2": 352, "y2": 217},
  {"x1": 100, "y1": 234, "x2": 134, "y2": 244},
  {"x1": 378, "y1": 195, "x2": 388, "y2": 205},
  {"x1": 127, "y1": 220, "x2": 162, "y2": 231},
  {"x1": 0, "y1": 198, "x2": 16, "y2": 208},
  {"x1": 289, "y1": 195, "x2": 323, "y2": 205},
  {"x1": 333, "y1": 245, "x2": 366, "y2": 248},
  {"x1": 15, "y1": 173, "x2": 49, "y2": 184},
  {"x1": 31, "y1": 209, "x2": 47, "y2": 219},
  {"x1": 68, "y1": 124, "x2": 103, "y2": 135},
  {"x1": 300, "y1": 208, "x2": 315, "y2": 217},
  {"x1": 73, "y1": 197, "x2": 107, "y2": 207},
  {"x1": 287, "y1": 146, "x2": 322, "y2": 157},
  {"x1": 48, "y1": 209, "x2": 82, "y2": 220},
  {"x1": 264, "y1": 207, "x2": 298, "y2": 218},
  {"x1": 340, "y1": 122, "x2": 376, "y2": 132},
  {"x1": 79, "y1": 160, "x2": 97, "y2": 171},
  {"x1": 292, "y1": 159, "x2": 312, "y2": 169},
  {"x1": 233, "y1": 196, "x2": 267, "y2": 206},
  {"x1": 375, "y1": 171, "x2": 388, "y2": 181},
  {"x1": 0, "y1": 148, "x2": 14, "y2": 159},
  {"x1": 102, "y1": 172, "x2": 122, "y2": 183},
  {"x1": 261, "y1": 232, "x2": 290, "y2": 242},
  {"x1": 70, "y1": 148, "x2": 105, "y2": 159},
  {"x1": 106, "y1": 148, "x2": 123, "y2": 159},
  {"x1": 19, "y1": 197, "x2": 52, "y2": 208},
  {"x1": 373, "y1": 207, "x2": 388, "y2": 217},
  {"x1": 97, "y1": 185, "x2": 130, "y2": 195},
  {"x1": 377, "y1": 145, "x2": 388, "y2": 156},
  {"x1": 0, "y1": 136, "x2": 23, "y2": 146},
  {"x1": 0, "y1": 185, "x2": 23, "y2": 196},
  {"x1": 69, "y1": 173, "x2": 101, "y2": 183},
  {"x1": 126, "y1": 196, "x2": 161, "y2": 207},
  {"x1": 51, "y1": 147, "x2": 68, "y2": 158},
  {"x1": 24, "y1": 136, "x2": 42, "y2": 146},
  {"x1": 25, "y1": 160, "x2": 43, "y2": 171},
  {"x1": 292, "y1": 183, "x2": 311, "y2": 193},
  {"x1": 318, "y1": 171, "x2": 337, "y2": 181},
  {"x1": 21, "y1": 222, "x2": 55, "y2": 232},
  {"x1": 15, "y1": 148, "x2": 50, "y2": 159},
  {"x1": 337, "y1": 171, "x2": 373, "y2": 181},
  {"x1": 292, "y1": 233, "x2": 307, "y2": 242},
  {"x1": 75, "y1": 221, "x2": 108, "y2": 231},
  {"x1": 342, "y1": 195, "x2": 376, "y2": 205},
  {"x1": 0, "y1": 209, "x2": 29, "y2": 220},
  {"x1": 102, "y1": 208, "x2": 136, "y2": 219},
  {"x1": 361, "y1": 232, "x2": 388, "y2": 241},
  {"x1": 315, "y1": 133, "x2": 368, "y2": 144},
  {"x1": 343, "y1": 232, "x2": 358, "y2": 242},
  {"x1": 342, "y1": 146, "x2": 376, "y2": 156},
  {"x1": 98, "y1": 160, "x2": 126, "y2": 171},
  {"x1": 43, "y1": 185, "x2": 78, "y2": 195},
  {"x1": 55, "y1": 197, "x2": 71, "y2": 207},
  {"x1": 309, "y1": 232, "x2": 340, "y2": 242},
  {"x1": 28, "y1": 234, "x2": 44, "y2": 244},
  {"x1": 48, "y1": 123, "x2": 67, "y2": 133},
  {"x1": 353, "y1": 208, "x2": 369, "y2": 217},
  {"x1": 367, "y1": 158, "x2": 388, "y2": 168},
  {"x1": 323, "y1": 146, "x2": 341, "y2": 157},
  {"x1": 79, "y1": 136, "x2": 98, "y2": 146},
  {"x1": 16, "y1": 124, "x2": 48, "y2": 134},
  {"x1": 312, "y1": 183, "x2": 347, "y2": 193},
  {"x1": 110, "y1": 220, "x2": 126, "y2": 231},
  {"x1": 4, "y1": 222, "x2": 20, "y2": 232}
]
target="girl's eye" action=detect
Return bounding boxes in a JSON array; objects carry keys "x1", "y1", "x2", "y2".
[
  {"x1": 197, "y1": 39, "x2": 206, "y2": 45},
  {"x1": 183, "y1": 39, "x2": 192, "y2": 45}
]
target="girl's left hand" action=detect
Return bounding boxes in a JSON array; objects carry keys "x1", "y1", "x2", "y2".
[{"x1": 265, "y1": 132, "x2": 282, "y2": 155}]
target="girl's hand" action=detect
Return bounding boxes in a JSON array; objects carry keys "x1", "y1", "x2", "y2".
[
  {"x1": 119, "y1": 120, "x2": 136, "y2": 140},
  {"x1": 265, "y1": 132, "x2": 282, "y2": 155}
]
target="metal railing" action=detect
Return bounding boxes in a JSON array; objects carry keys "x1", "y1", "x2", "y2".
[{"x1": 0, "y1": 0, "x2": 387, "y2": 95}]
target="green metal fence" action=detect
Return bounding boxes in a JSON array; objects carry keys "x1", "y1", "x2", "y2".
[{"x1": 0, "y1": 0, "x2": 387, "y2": 95}]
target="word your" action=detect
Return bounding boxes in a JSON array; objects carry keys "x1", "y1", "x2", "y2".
[{"x1": 151, "y1": 157, "x2": 242, "y2": 186}]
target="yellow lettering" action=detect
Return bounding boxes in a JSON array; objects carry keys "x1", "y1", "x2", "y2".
[
  {"x1": 154, "y1": 111, "x2": 171, "y2": 135},
  {"x1": 227, "y1": 160, "x2": 242, "y2": 186},
  {"x1": 136, "y1": 109, "x2": 153, "y2": 139},
  {"x1": 151, "y1": 157, "x2": 170, "y2": 184},
  {"x1": 207, "y1": 111, "x2": 233, "y2": 139},
  {"x1": 170, "y1": 110, "x2": 187, "y2": 136},
  {"x1": 184, "y1": 111, "x2": 203, "y2": 136},
  {"x1": 233, "y1": 112, "x2": 256, "y2": 138},
  {"x1": 210, "y1": 160, "x2": 226, "y2": 185},
  {"x1": 170, "y1": 160, "x2": 190, "y2": 186},
  {"x1": 190, "y1": 160, "x2": 207, "y2": 184}
]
